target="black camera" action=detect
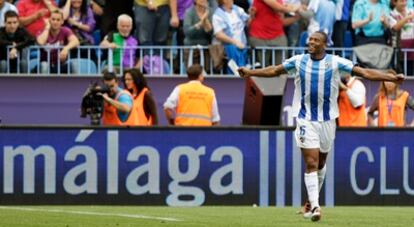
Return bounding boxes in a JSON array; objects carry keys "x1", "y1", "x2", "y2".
[{"x1": 80, "y1": 82, "x2": 110, "y2": 125}]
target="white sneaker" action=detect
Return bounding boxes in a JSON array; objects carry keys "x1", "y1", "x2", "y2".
[
  {"x1": 300, "y1": 201, "x2": 312, "y2": 219},
  {"x1": 303, "y1": 211, "x2": 312, "y2": 219},
  {"x1": 311, "y1": 207, "x2": 322, "y2": 222}
]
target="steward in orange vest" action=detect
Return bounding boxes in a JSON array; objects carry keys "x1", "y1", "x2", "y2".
[
  {"x1": 163, "y1": 64, "x2": 221, "y2": 126},
  {"x1": 101, "y1": 71, "x2": 139, "y2": 126},
  {"x1": 122, "y1": 68, "x2": 158, "y2": 126},
  {"x1": 338, "y1": 76, "x2": 367, "y2": 127},
  {"x1": 368, "y1": 80, "x2": 414, "y2": 127}
]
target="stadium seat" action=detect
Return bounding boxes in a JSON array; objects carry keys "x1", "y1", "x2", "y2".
[{"x1": 70, "y1": 58, "x2": 97, "y2": 74}]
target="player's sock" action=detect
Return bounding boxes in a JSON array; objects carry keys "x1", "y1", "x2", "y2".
[
  {"x1": 304, "y1": 171, "x2": 319, "y2": 209},
  {"x1": 318, "y1": 164, "x2": 327, "y2": 193}
]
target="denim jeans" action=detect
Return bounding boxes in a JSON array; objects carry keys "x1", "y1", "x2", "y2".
[{"x1": 134, "y1": 4, "x2": 170, "y2": 46}]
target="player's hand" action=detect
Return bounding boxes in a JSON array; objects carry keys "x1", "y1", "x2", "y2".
[{"x1": 238, "y1": 67, "x2": 251, "y2": 78}]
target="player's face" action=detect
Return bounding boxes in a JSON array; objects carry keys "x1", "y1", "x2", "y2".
[
  {"x1": 308, "y1": 33, "x2": 326, "y2": 54},
  {"x1": 5, "y1": 16, "x2": 19, "y2": 34},
  {"x1": 123, "y1": 73, "x2": 135, "y2": 90}
]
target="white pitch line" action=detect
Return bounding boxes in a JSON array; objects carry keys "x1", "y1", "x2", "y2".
[{"x1": 0, "y1": 206, "x2": 182, "y2": 222}]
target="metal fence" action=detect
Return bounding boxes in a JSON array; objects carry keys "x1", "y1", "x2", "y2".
[{"x1": 1, "y1": 45, "x2": 413, "y2": 76}]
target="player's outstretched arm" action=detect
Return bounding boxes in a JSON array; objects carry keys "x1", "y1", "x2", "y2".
[
  {"x1": 352, "y1": 66, "x2": 405, "y2": 83},
  {"x1": 238, "y1": 64, "x2": 287, "y2": 78}
]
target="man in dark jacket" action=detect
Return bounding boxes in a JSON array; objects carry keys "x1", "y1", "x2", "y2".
[{"x1": 0, "y1": 10, "x2": 35, "y2": 73}]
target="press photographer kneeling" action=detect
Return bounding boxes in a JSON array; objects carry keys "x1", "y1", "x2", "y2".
[{"x1": 100, "y1": 71, "x2": 139, "y2": 126}]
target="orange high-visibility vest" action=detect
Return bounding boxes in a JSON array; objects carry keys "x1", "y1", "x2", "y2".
[
  {"x1": 102, "y1": 89, "x2": 138, "y2": 126},
  {"x1": 134, "y1": 87, "x2": 153, "y2": 126},
  {"x1": 378, "y1": 91, "x2": 409, "y2": 127},
  {"x1": 175, "y1": 81, "x2": 214, "y2": 126},
  {"x1": 338, "y1": 79, "x2": 367, "y2": 127}
]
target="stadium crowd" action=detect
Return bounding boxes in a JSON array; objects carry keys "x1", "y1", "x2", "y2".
[{"x1": 0, "y1": 0, "x2": 414, "y2": 74}]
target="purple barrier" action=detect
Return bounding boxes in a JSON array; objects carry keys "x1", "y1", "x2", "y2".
[
  {"x1": 0, "y1": 76, "x2": 244, "y2": 125},
  {"x1": 0, "y1": 75, "x2": 413, "y2": 126}
]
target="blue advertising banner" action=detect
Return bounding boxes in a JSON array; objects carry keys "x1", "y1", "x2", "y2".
[
  {"x1": 334, "y1": 130, "x2": 414, "y2": 205},
  {"x1": 0, "y1": 128, "x2": 264, "y2": 205},
  {"x1": 0, "y1": 127, "x2": 413, "y2": 206}
]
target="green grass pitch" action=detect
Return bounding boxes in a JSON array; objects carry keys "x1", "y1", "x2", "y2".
[{"x1": 0, "y1": 206, "x2": 413, "y2": 227}]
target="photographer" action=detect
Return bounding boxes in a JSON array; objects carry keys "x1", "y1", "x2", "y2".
[{"x1": 101, "y1": 71, "x2": 138, "y2": 126}]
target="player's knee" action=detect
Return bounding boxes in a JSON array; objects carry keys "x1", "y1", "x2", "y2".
[{"x1": 304, "y1": 160, "x2": 318, "y2": 172}]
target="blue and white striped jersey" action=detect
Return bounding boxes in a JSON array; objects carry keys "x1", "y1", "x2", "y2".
[{"x1": 283, "y1": 54, "x2": 353, "y2": 122}]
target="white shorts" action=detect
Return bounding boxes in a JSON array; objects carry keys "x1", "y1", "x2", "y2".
[{"x1": 294, "y1": 118, "x2": 336, "y2": 153}]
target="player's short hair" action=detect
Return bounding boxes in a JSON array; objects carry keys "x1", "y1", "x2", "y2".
[
  {"x1": 187, "y1": 64, "x2": 203, "y2": 80},
  {"x1": 314, "y1": 31, "x2": 328, "y2": 44}
]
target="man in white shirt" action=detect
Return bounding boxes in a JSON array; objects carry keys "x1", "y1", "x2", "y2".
[{"x1": 164, "y1": 64, "x2": 220, "y2": 126}]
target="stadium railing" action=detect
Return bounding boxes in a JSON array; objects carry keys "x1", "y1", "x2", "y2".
[{"x1": 1, "y1": 45, "x2": 413, "y2": 76}]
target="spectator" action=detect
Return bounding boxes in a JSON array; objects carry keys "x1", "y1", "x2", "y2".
[
  {"x1": 183, "y1": 0, "x2": 213, "y2": 69},
  {"x1": 184, "y1": 0, "x2": 213, "y2": 45},
  {"x1": 171, "y1": 0, "x2": 193, "y2": 46},
  {"x1": 100, "y1": 14, "x2": 140, "y2": 72},
  {"x1": 283, "y1": 0, "x2": 302, "y2": 47},
  {"x1": 332, "y1": 0, "x2": 351, "y2": 47},
  {"x1": 60, "y1": 0, "x2": 96, "y2": 45},
  {"x1": 36, "y1": 9, "x2": 80, "y2": 74},
  {"x1": 389, "y1": 0, "x2": 414, "y2": 75},
  {"x1": 248, "y1": 0, "x2": 300, "y2": 66},
  {"x1": 122, "y1": 68, "x2": 158, "y2": 125},
  {"x1": 101, "y1": 0, "x2": 134, "y2": 38},
  {"x1": 101, "y1": 71, "x2": 139, "y2": 126},
  {"x1": 163, "y1": 64, "x2": 220, "y2": 126},
  {"x1": 212, "y1": 0, "x2": 251, "y2": 68},
  {"x1": 0, "y1": 0, "x2": 18, "y2": 28},
  {"x1": 134, "y1": 0, "x2": 171, "y2": 46},
  {"x1": 368, "y1": 71, "x2": 414, "y2": 126},
  {"x1": 299, "y1": 0, "x2": 336, "y2": 46},
  {"x1": 0, "y1": 10, "x2": 35, "y2": 73},
  {"x1": 338, "y1": 73, "x2": 368, "y2": 127},
  {"x1": 17, "y1": 0, "x2": 58, "y2": 37},
  {"x1": 90, "y1": 0, "x2": 104, "y2": 33},
  {"x1": 351, "y1": 0, "x2": 390, "y2": 46}
]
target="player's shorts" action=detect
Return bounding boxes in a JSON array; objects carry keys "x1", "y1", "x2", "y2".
[{"x1": 294, "y1": 118, "x2": 336, "y2": 153}]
